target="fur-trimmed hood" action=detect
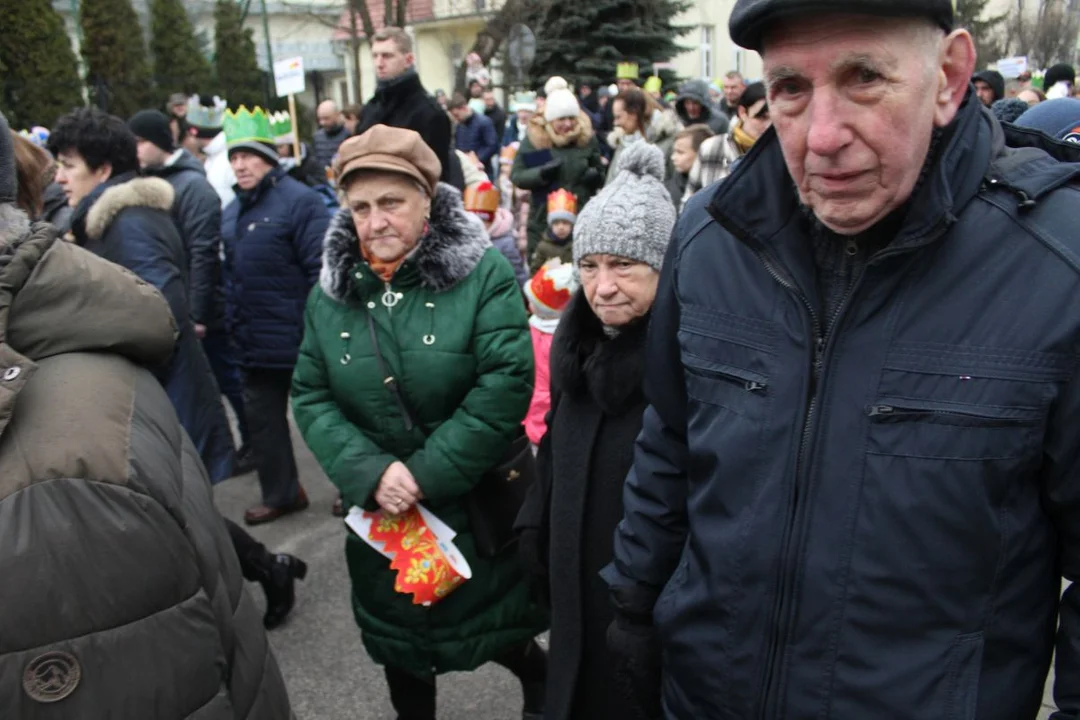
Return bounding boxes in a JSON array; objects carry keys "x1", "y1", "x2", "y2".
[
  {"x1": 526, "y1": 112, "x2": 596, "y2": 150},
  {"x1": 85, "y1": 176, "x2": 174, "y2": 241},
  {"x1": 320, "y1": 182, "x2": 491, "y2": 303}
]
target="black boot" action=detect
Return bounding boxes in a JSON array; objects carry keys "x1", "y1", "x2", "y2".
[{"x1": 256, "y1": 553, "x2": 308, "y2": 629}]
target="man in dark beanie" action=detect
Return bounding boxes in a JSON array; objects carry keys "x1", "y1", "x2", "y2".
[
  {"x1": 128, "y1": 108, "x2": 256, "y2": 473},
  {"x1": 1045, "y1": 63, "x2": 1076, "y2": 95},
  {"x1": 0, "y1": 109, "x2": 293, "y2": 714},
  {"x1": 973, "y1": 69, "x2": 1006, "y2": 107},
  {"x1": 604, "y1": 0, "x2": 1080, "y2": 717}
]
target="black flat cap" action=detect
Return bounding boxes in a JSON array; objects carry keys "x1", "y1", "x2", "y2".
[{"x1": 730, "y1": 0, "x2": 955, "y2": 51}]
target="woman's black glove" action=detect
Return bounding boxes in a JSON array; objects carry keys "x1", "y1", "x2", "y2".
[
  {"x1": 517, "y1": 528, "x2": 549, "y2": 608},
  {"x1": 538, "y1": 158, "x2": 564, "y2": 182},
  {"x1": 581, "y1": 166, "x2": 604, "y2": 188},
  {"x1": 607, "y1": 612, "x2": 663, "y2": 720}
]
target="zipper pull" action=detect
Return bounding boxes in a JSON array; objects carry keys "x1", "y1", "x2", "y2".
[
  {"x1": 745, "y1": 380, "x2": 766, "y2": 393},
  {"x1": 845, "y1": 237, "x2": 858, "y2": 256},
  {"x1": 867, "y1": 405, "x2": 894, "y2": 417}
]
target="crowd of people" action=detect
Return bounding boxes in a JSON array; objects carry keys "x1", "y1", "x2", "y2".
[{"x1": 4, "y1": 0, "x2": 1080, "y2": 717}]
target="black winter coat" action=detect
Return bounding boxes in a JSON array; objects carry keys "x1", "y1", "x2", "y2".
[
  {"x1": 604, "y1": 94, "x2": 1080, "y2": 719},
  {"x1": 358, "y1": 70, "x2": 460, "y2": 188},
  {"x1": 517, "y1": 292, "x2": 650, "y2": 720},
  {"x1": 145, "y1": 150, "x2": 222, "y2": 327},
  {"x1": 71, "y1": 174, "x2": 236, "y2": 484},
  {"x1": 313, "y1": 124, "x2": 350, "y2": 170}
]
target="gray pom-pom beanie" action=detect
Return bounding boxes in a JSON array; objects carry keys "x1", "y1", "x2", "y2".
[
  {"x1": 573, "y1": 141, "x2": 676, "y2": 270},
  {"x1": 0, "y1": 112, "x2": 14, "y2": 206}
]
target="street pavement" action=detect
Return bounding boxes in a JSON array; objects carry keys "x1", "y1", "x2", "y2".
[{"x1": 213, "y1": 416, "x2": 1061, "y2": 720}]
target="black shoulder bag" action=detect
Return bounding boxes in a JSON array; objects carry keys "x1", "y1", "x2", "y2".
[{"x1": 367, "y1": 314, "x2": 536, "y2": 558}]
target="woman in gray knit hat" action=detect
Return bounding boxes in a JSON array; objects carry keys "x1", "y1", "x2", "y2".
[{"x1": 516, "y1": 141, "x2": 676, "y2": 720}]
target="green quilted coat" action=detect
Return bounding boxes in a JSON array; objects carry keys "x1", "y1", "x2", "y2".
[{"x1": 291, "y1": 183, "x2": 547, "y2": 678}]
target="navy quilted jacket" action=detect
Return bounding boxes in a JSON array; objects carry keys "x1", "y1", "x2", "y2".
[
  {"x1": 604, "y1": 94, "x2": 1080, "y2": 719},
  {"x1": 221, "y1": 166, "x2": 330, "y2": 369}
]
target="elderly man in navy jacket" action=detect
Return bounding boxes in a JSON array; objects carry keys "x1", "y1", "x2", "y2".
[
  {"x1": 602, "y1": 1, "x2": 1080, "y2": 719},
  {"x1": 449, "y1": 93, "x2": 499, "y2": 179},
  {"x1": 222, "y1": 129, "x2": 329, "y2": 525}
]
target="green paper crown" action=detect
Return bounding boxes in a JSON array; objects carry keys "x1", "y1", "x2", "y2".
[
  {"x1": 223, "y1": 106, "x2": 274, "y2": 147},
  {"x1": 616, "y1": 61, "x2": 639, "y2": 80},
  {"x1": 270, "y1": 111, "x2": 293, "y2": 143}
]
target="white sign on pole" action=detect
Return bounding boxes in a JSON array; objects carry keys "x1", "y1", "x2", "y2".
[
  {"x1": 273, "y1": 56, "x2": 306, "y2": 97},
  {"x1": 995, "y1": 56, "x2": 1029, "y2": 78}
]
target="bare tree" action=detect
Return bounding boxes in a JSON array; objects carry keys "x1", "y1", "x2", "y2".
[
  {"x1": 1001, "y1": 0, "x2": 1080, "y2": 68},
  {"x1": 453, "y1": 0, "x2": 553, "y2": 94}
]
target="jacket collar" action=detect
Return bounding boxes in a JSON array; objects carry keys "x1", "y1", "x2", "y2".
[
  {"x1": 551, "y1": 290, "x2": 648, "y2": 415},
  {"x1": 71, "y1": 172, "x2": 174, "y2": 244},
  {"x1": 236, "y1": 165, "x2": 288, "y2": 210},
  {"x1": 320, "y1": 182, "x2": 491, "y2": 302},
  {"x1": 375, "y1": 68, "x2": 423, "y2": 99}
]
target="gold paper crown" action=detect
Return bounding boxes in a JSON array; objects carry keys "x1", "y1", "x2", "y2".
[
  {"x1": 547, "y1": 188, "x2": 578, "y2": 221},
  {"x1": 616, "y1": 62, "x2": 640, "y2": 80},
  {"x1": 464, "y1": 181, "x2": 501, "y2": 219}
]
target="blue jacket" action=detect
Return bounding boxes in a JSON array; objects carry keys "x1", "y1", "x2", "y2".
[
  {"x1": 455, "y1": 111, "x2": 499, "y2": 170},
  {"x1": 604, "y1": 95, "x2": 1080, "y2": 719},
  {"x1": 72, "y1": 174, "x2": 236, "y2": 483},
  {"x1": 221, "y1": 166, "x2": 329, "y2": 369}
]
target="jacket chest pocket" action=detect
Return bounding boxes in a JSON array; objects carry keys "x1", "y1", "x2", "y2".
[{"x1": 678, "y1": 307, "x2": 775, "y2": 497}]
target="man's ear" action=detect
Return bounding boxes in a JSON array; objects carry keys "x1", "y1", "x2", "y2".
[{"x1": 934, "y1": 29, "x2": 977, "y2": 128}]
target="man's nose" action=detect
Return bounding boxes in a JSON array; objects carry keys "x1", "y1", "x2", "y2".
[{"x1": 805, "y1": 89, "x2": 854, "y2": 158}]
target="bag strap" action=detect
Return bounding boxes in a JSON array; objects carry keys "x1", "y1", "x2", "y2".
[{"x1": 366, "y1": 312, "x2": 427, "y2": 436}]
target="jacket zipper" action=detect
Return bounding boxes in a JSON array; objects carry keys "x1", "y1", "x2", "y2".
[
  {"x1": 867, "y1": 404, "x2": 1037, "y2": 426},
  {"x1": 738, "y1": 220, "x2": 952, "y2": 719}
]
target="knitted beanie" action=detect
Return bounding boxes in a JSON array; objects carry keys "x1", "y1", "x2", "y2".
[
  {"x1": 573, "y1": 142, "x2": 676, "y2": 270},
  {"x1": 525, "y1": 262, "x2": 578, "y2": 319},
  {"x1": 544, "y1": 77, "x2": 581, "y2": 122},
  {"x1": 991, "y1": 98, "x2": 1030, "y2": 125},
  {"x1": 1015, "y1": 98, "x2": 1080, "y2": 143},
  {"x1": 547, "y1": 188, "x2": 577, "y2": 227},
  {"x1": 128, "y1": 110, "x2": 175, "y2": 153},
  {"x1": 0, "y1": 112, "x2": 13, "y2": 205}
]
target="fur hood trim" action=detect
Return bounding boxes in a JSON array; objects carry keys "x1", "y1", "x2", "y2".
[
  {"x1": 320, "y1": 182, "x2": 491, "y2": 302},
  {"x1": 86, "y1": 177, "x2": 174, "y2": 241},
  {"x1": 526, "y1": 112, "x2": 596, "y2": 150}
]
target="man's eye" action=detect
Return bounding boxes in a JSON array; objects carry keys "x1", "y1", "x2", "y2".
[
  {"x1": 773, "y1": 81, "x2": 801, "y2": 97},
  {"x1": 856, "y1": 68, "x2": 882, "y2": 85}
]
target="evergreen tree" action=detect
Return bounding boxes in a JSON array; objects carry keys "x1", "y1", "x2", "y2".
[
  {"x1": 531, "y1": 0, "x2": 690, "y2": 89},
  {"x1": 214, "y1": 0, "x2": 265, "y2": 108},
  {"x1": 80, "y1": 0, "x2": 156, "y2": 117},
  {"x1": 955, "y1": 0, "x2": 1009, "y2": 67},
  {"x1": 0, "y1": 0, "x2": 84, "y2": 128},
  {"x1": 150, "y1": 0, "x2": 214, "y2": 97}
]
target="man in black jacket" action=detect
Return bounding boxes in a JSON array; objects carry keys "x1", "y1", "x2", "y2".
[
  {"x1": 356, "y1": 27, "x2": 463, "y2": 189},
  {"x1": 129, "y1": 109, "x2": 254, "y2": 472},
  {"x1": 603, "y1": 1, "x2": 1080, "y2": 719}
]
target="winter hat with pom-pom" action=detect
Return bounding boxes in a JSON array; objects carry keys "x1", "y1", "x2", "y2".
[
  {"x1": 573, "y1": 141, "x2": 676, "y2": 271},
  {"x1": 545, "y1": 76, "x2": 581, "y2": 122},
  {"x1": 525, "y1": 261, "x2": 578, "y2": 320},
  {"x1": 991, "y1": 98, "x2": 1030, "y2": 125}
]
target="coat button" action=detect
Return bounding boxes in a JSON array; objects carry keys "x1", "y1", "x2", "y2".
[
  {"x1": 247, "y1": 223, "x2": 256, "y2": 232},
  {"x1": 367, "y1": 302, "x2": 376, "y2": 309},
  {"x1": 354, "y1": 271, "x2": 363, "y2": 280},
  {"x1": 2, "y1": 367, "x2": 20, "y2": 381}
]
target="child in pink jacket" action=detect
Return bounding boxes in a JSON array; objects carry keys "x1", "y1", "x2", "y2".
[{"x1": 523, "y1": 261, "x2": 578, "y2": 445}]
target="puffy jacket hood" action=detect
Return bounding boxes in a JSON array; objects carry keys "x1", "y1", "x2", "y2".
[
  {"x1": 676, "y1": 79, "x2": 716, "y2": 126},
  {"x1": 0, "y1": 205, "x2": 176, "y2": 434}
]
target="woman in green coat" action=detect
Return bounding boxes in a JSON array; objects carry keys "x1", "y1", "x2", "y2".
[{"x1": 291, "y1": 125, "x2": 548, "y2": 719}]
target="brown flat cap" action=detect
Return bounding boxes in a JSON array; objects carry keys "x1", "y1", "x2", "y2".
[{"x1": 335, "y1": 124, "x2": 441, "y2": 195}]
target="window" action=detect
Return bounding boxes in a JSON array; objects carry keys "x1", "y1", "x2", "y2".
[
  {"x1": 699, "y1": 26, "x2": 714, "y2": 79},
  {"x1": 339, "y1": 81, "x2": 349, "y2": 105}
]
